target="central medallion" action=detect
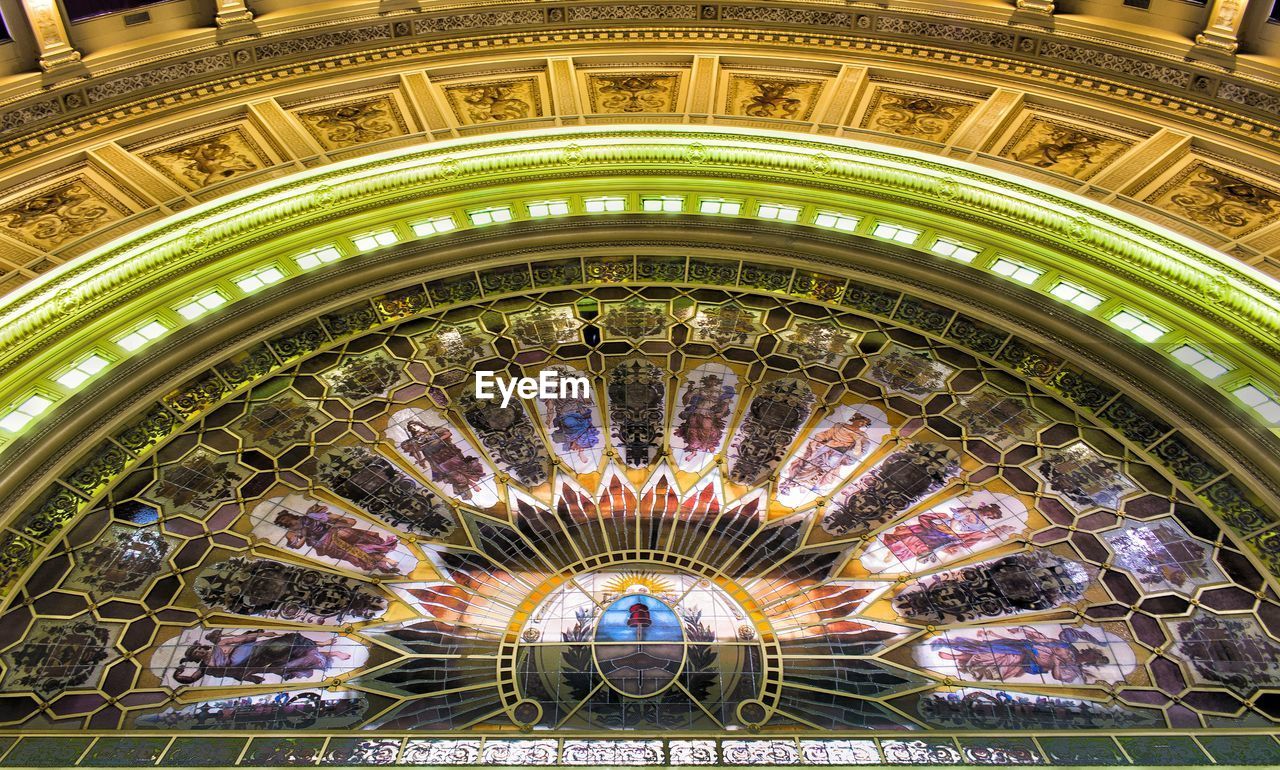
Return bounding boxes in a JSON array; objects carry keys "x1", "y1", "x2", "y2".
[
  {"x1": 593, "y1": 594, "x2": 686, "y2": 697},
  {"x1": 511, "y1": 565, "x2": 769, "y2": 729}
]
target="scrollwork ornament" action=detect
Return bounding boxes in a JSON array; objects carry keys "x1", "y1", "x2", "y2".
[
  {"x1": 438, "y1": 157, "x2": 461, "y2": 179},
  {"x1": 808, "y1": 153, "x2": 832, "y2": 175},
  {"x1": 936, "y1": 177, "x2": 960, "y2": 201},
  {"x1": 684, "y1": 142, "x2": 708, "y2": 165},
  {"x1": 562, "y1": 143, "x2": 586, "y2": 166}
]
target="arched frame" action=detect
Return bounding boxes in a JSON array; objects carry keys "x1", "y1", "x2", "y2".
[{"x1": 1, "y1": 125, "x2": 1279, "y2": 606}]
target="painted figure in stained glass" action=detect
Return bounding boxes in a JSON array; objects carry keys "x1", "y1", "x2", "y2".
[
  {"x1": 538, "y1": 365, "x2": 602, "y2": 466},
  {"x1": 388, "y1": 407, "x2": 495, "y2": 505},
  {"x1": 925, "y1": 625, "x2": 1133, "y2": 685},
  {"x1": 777, "y1": 404, "x2": 889, "y2": 506},
  {"x1": 674, "y1": 372, "x2": 735, "y2": 453},
  {"x1": 275, "y1": 504, "x2": 401, "y2": 574},
  {"x1": 862, "y1": 491, "x2": 1027, "y2": 573},
  {"x1": 137, "y1": 691, "x2": 367, "y2": 730},
  {"x1": 168, "y1": 629, "x2": 355, "y2": 685}
]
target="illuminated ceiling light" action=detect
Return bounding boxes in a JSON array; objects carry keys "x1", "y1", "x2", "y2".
[
  {"x1": 1048, "y1": 281, "x2": 1104, "y2": 310},
  {"x1": 929, "y1": 238, "x2": 980, "y2": 263},
  {"x1": 352, "y1": 230, "x2": 400, "y2": 251},
  {"x1": 641, "y1": 195, "x2": 684, "y2": 213},
  {"x1": 1171, "y1": 344, "x2": 1232, "y2": 379},
  {"x1": 584, "y1": 196, "x2": 626, "y2": 213},
  {"x1": 528, "y1": 201, "x2": 570, "y2": 218},
  {"x1": 757, "y1": 203, "x2": 800, "y2": 222},
  {"x1": 410, "y1": 216, "x2": 457, "y2": 238},
  {"x1": 55, "y1": 354, "x2": 111, "y2": 389},
  {"x1": 296, "y1": 246, "x2": 344, "y2": 269},
  {"x1": 235, "y1": 266, "x2": 285, "y2": 293},
  {"x1": 468, "y1": 207, "x2": 514, "y2": 226},
  {"x1": 813, "y1": 211, "x2": 860, "y2": 232},
  {"x1": 116, "y1": 319, "x2": 171, "y2": 352},
  {"x1": 990, "y1": 258, "x2": 1044, "y2": 285},
  {"x1": 1110, "y1": 309, "x2": 1168, "y2": 342},
  {"x1": 0, "y1": 394, "x2": 54, "y2": 433},
  {"x1": 698, "y1": 198, "x2": 741, "y2": 215},
  {"x1": 175, "y1": 290, "x2": 228, "y2": 320},
  {"x1": 871, "y1": 222, "x2": 921, "y2": 244},
  {"x1": 1234, "y1": 385, "x2": 1280, "y2": 424}
]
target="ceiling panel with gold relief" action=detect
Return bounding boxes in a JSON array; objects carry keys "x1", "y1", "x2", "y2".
[
  {"x1": 722, "y1": 72, "x2": 827, "y2": 121},
  {"x1": 0, "y1": 171, "x2": 136, "y2": 251},
  {"x1": 857, "y1": 87, "x2": 978, "y2": 142},
  {"x1": 437, "y1": 73, "x2": 547, "y2": 126},
  {"x1": 998, "y1": 115, "x2": 1138, "y2": 181},
  {"x1": 581, "y1": 70, "x2": 686, "y2": 114},
  {"x1": 136, "y1": 124, "x2": 278, "y2": 192},
  {"x1": 292, "y1": 91, "x2": 415, "y2": 151},
  {"x1": 1144, "y1": 160, "x2": 1280, "y2": 240}
]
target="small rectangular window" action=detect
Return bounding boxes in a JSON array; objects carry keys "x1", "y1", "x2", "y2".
[
  {"x1": 352, "y1": 230, "x2": 399, "y2": 251},
  {"x1": 56, "y1": 354, "x2": 111, "y2": 389},
  {"x1": 410, "y1": 216, "x2": 457, "y2": 237},
  {"x1": 1110, "y1": 309, "x2": 1167, "y2": 342},
  {"x1": 176, "y1": 290, "x2": 228, "y2": 320},
  {"x1": 1048, "y1": 281, "x2": 1103, "y2": 310},
  {"x1": 641, "y1": 195, "x2": 685, "y2": 213},
  {"x1": 757, "y1": 203, "x2": 801, "y2": 222},
  {"x1": 527, "y1": 201, "x2": 571, "y2": 218},
  {"x1": 872, "y1": 222, "x2": 921, "y2": 244},
  {"x1": 116, "y1": 319, "x2": 171, "y2": 352},
  {"x1": 990, "y1": 258, "x2": 1044, "y2": 285},
  {"x1": 235, "y1": 266, "x2": 285, "y2": 294},
  {"x1": 814, "y1": 211, "x2": 860, "y2": 232},
  {"x1": 698, "y1": 198, "x2": 742, "y2": 215},
  {"x1": 1234, "y1": 385, "x2": 1280, "y2": 424},
  {"x1": 0, "y1": 394, "x2": 54, "y2": 433},
  {"x1": 295, "y1": 246, "x2": 343, "y2": 270},
  {"x1": 468, "y1": 207, "x2": 514, "y2": 226},
  {"x1": 1171, "y1": 344, "x2": 1231, "y2": 379},
  {"x1": 584, "y1": 196, "x2": 626, "y2": 213},
  {"x1": 930, "y1": 238, "x2": 980, "y2": 263}
]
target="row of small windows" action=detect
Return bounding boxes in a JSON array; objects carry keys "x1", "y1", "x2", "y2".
[{"x1": 4, "y1": 190, "x2": 1275, "y2": 435}]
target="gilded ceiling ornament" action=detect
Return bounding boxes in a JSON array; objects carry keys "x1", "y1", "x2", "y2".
[
  {"x1": 725, "y1": 75, "x2": 824, "y2": 120},
  {"x1": 1148, "y1": 163, "x2": 1280, "y2": 238},
  {"x1": 0, "y1": 179, "x2": 125, "y2": 249},
  {"x1": 143, "y1": 129, "x2": 265, "y2": 190},
  {"x1": 861, "y1": 90, "x2": 974, "y2": 141},
  {"x1": 1002, "y1": 118, "x2": 1132, "y2": 180},
  {"x1": 297, "y1": 97, "x2": 408, "y2": 150},
  {"x1": 587, "y1": 73, "x2": 680, "y2": 113},
  {"x1": 444, "y1": 78, "x2": 542, "y2": 125}
]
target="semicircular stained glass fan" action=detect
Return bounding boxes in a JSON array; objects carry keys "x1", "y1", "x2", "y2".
[{"x1": 5, "y1": 285, "x2": 1279, "y2": 735}]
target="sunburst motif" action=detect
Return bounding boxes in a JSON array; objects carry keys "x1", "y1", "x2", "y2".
[{"x1": 602, "y1": 571, "x2": 676, "y2": 597}]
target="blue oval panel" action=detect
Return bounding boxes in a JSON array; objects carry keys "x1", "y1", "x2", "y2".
[{"x1": 594, "y1": 595, "x2": 684, "y2": 696}]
